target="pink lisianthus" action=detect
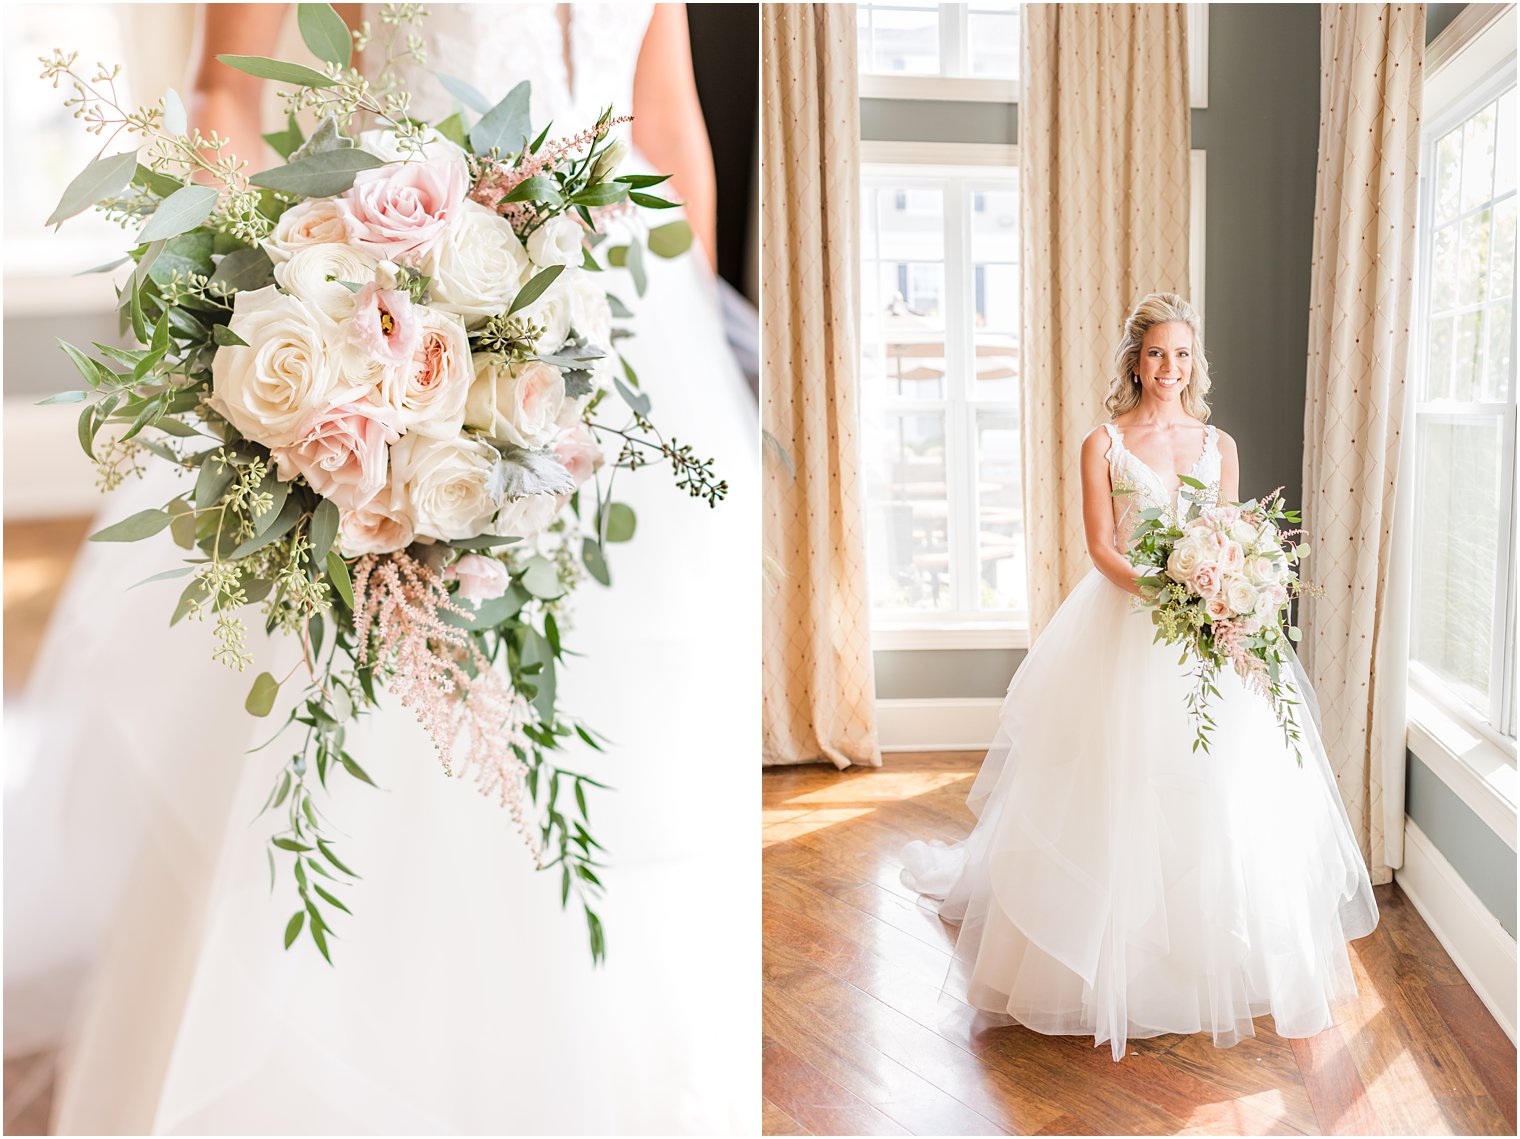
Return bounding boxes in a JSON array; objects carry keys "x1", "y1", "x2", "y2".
[
  {"x1": 350, "y1": 284, "x2": 424, "y2": 369},
  {"x1": 553, "y1": 421, "x2": 606, "y2": 486},
  {"x1": 271, "y1": 402, "x2": 398, "y2": 512},
  {"x1": 344, "y1": 158, "x2": 467, "y2": 262},
  {"x1": 1189, "y1": 563, "x2": 1222, "y2": 598},
  {"x1": 445, "y1": 553, "x2": 511, "y2": 608}
]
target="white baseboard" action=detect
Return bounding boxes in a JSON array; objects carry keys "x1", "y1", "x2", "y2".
[
  {"x1": 3, "y1": 399, "x2": 100, "y2": 519},
  {"x1": 876, "y1": 697, "x2": 1001, "y2": 752},
  {"x1": 1395, "y1": 818, "x2": 1517, "y2": 1043}
]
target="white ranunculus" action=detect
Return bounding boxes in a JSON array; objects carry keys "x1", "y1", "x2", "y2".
[
  {"x1": 1225, "y1": 578, "x2": 1258, "y2": 616},
  {"x1": 358, "y1": 126, "x2": 469, "y2": 168},
  {"x1": 210, "y1": 286, "x2": 352, "y2": 448},
  {"x1": 273, "y1": 244, "x2": 379, "y2": 322},
  {"x1": 424, "y1": 200, "x2": 532, "y2": 328},
  {"x1": 262, "y1": 197, "x2": 361, "y2": 265},
  {"x1": 391, "y1": 433, "x2": 502, "y2": 541},
  {"x1": 515, "y1": 271, "x2": 573, "y2": 353},
  {"x1": 491, "y1": 493, "x2": 562, "y2": 541},
  {"x1": 527, "y1": 215, "x2": 585, "y2": 268},
  {"x1": 465, "y1": 355, "x2": 566, "y2": 449}
]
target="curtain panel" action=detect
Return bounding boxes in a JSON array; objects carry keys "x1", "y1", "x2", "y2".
[{"x1": 760, "y1": 4, "x2": 880, "y2": 770}]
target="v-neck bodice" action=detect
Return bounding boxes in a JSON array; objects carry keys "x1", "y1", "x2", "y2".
[{"x1": 1104, "y1": 423, "x2": 1221, "y2": 552}]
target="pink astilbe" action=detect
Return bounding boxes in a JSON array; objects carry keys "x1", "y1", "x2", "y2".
[
  {"x1": 470, "y1": 116, "x2": 634, "y2": 228},
  {"x1": 1213, "y1": 619, "x2": 1270, "y2": 697},
  {"x1": 351, "y1": 552, "x2": 535, "y2": 842}
]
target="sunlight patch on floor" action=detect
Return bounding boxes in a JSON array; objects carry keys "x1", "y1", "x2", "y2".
[
  {"x1": 779, "y1": 770, "x2": 970, "y2": 806},
  {"x1": 762, "y1": 807, "x2": 875, "y2": 847}
]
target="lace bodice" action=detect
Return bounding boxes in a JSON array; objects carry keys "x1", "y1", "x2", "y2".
[
  {"x1": 1105, "y1": 423, "x2": 1221, "y2": 553},
  {"x1": 364, "y1": 4, "x2": 654, "y2": 127}
]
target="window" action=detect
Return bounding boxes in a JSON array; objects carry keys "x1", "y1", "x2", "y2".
[
  {"x1": 859, "y1": 164, "x2": 1023, "y2": 623},
  {"x1": 1410, "y1": 33, "x2": 1517, "y2": 750},
  {"x1": 856, "y1": 2, "x2": 1018, "y2": 82}
]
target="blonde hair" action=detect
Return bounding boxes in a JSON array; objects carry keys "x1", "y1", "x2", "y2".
[{"x1": 1104, "y1": 292, "x2": 1212, "y2": 421}]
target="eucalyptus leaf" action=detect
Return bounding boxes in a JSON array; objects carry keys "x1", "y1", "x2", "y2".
[
  {"x1": 582, "y1": 537, "x2": 610, "y2": 586},
  {"x1": 37, "y1": 390, "x2": 87, "y2": 405},
  {"x1": 75, "y1": 255, "x2": 131, "y2": 276},
  {"x1": 520, "y1": 628, "x2": 556, "y2": 720},
  {"x1": 246, "y1": 671, "x2": 280, "y2": 717},
  {"x1": 195, "y1": 454, "x2": 236, "y2": 510},
  {"x1": 263, "y1": 113, "x2": 306, "y2": 161},
  {"x1": 230, "y1": 493, "x2": 300, "y2": 557},
  {"x1": 129, "y1": 565, "x2": 196, "y2": 590},
  {"x1": 626, "y1": 237, "x2": 647, "y2": 296},
  {"x1": 253, "y1": 474, "x2": 291, "y2": 536},
  {"x1": 310, "y1": 497, "x2": 339, "y2": 564},
  {"x1": 137, "y1": 184, "x2": 218, "y2": 244},
  {"x1": 216, "y1": 54, "x2": 333, "y2": 87},
  {"x1": 445, "y1": 534, "x2": 522, "y2": 551},
  {"x1": 613, "y1": 376, "x2": 650, "y2": 417},
  {"x1": 90, "y1": 508, "x2": 172, "y2": 542},
  {"x1": 434, "y1": 112, "x2": 469, "y2": 149},
  {"x1": 470, "y1": 79, "x2": 532, "y2": 156},
  {"x1": 250, "y1": 149, "x2": 384, "y2": 198},
  {"x1": 520, "y1": 555, "x2": 564, "y2": 600},
  {"x1": 438, "y1": 583, "x2": 529, "y2": 631},
  {"x1": 297, "y1": 3, "x2": 352, "y2": 68},
  {"x1": 208, "y1": 246, "x2": 274, "y2": 294},
  {"x1": 326, "y1": 551, "x2": 354, "y2": 608},
  {"x1": 433, "y1": 71, "x2": 492, "y2": 114},
  {"x1": 506, "y1": 264, "x2": 565, "y2": 317},
  {"x1": 603, "y1": 502, "x2": 636, "y2": 543},
  {"x1": 647, "y1": 219, "x2": 693, "y2": 259},
  {"x1": 47, "y1": 150, "x2": 139, "y2": 228}
]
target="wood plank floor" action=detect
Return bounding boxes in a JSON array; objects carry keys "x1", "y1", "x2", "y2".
[{"x1": 762, "y1": 753, "x2": 1518, "y2": 1136}]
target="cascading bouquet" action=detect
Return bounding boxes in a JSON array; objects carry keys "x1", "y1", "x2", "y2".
[
  {"x1": 1125, "y1": 481, "x2": 1312, "y2": 762},
  {"x1": 38, "y1": 3, "x2": 724, "y2": 964}
]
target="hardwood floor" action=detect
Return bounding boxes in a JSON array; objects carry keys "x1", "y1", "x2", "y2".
[{"x1": 762, "y1": 753, "x2": 1518, "y2": 1136}]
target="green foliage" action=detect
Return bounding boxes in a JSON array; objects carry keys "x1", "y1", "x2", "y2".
[
  {"x1": 250, "y1": 148, "x2": 385, "y2": 198},
  {"x1": 48, "y1": 149, "x2": 139, "y2": 227},
  {"x1": 297, "y1": 3, "x2": 353, "y2": 69},
  {"x1": 470, "y1": 79, "x2": 532, "y2": 157},
  {"x1": 215, "y1": 54, "x2": 334, "y2": 88}
]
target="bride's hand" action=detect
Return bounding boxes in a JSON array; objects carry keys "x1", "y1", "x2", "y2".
[{"x1": 188, "y1": 4, "x2": 290, "y2": 170}]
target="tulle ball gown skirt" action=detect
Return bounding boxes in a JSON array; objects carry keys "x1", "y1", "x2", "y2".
[{"x1": 901, "y1": 569, "x2": 1379, "y2": 1061}]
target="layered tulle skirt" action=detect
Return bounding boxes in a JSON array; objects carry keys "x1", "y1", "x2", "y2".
[{"x1": 901, "y1": 569, "x2": 1379, "y2": 1060}]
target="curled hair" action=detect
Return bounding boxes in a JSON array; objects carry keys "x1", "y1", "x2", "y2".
[{"x1": 1104, "y1": 292, "x2": 1212, "y2": 421}]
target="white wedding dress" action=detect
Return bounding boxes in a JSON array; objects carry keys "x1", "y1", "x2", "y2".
[
  {"x1": 5, "y1": 5, "x2": 758, "y2": 1132},
  {"x1": 902, "y1": 424, "x2": 1379, "y2": 1061}
]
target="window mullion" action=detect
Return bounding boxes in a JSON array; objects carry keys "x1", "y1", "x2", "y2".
[
  {"x1": 944, "y1": 176, "x2": 977, "y2": 615},
  {"x1": 941, "y1": 5, "x2": 966, "y2": 77}
]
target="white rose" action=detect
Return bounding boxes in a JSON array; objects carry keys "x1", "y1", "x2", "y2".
[
  {"x1": 1166, "y1": 542, "x2": 1202, "y2": 583},
  {"x1": 424, "y1": 200, "x2": 532, "y2": 328},
  {"x1": 379, "y1": 307, "x2": 472, "y2": 438},
  {"x1": 262, "y1": 197, "x2": 361, "y2": 265},
  {"x1": 568, "y1": 272, "x2": 613, "y2": 346},
  {"x1": 491, "y1": 492, "x2": 562, "y2": 541},
  {"x1": 273, "y1": 244, "x2": 379, "y2": 322},
  {"x1": 358, "y1": 126, "x2": 469, "y2": 168},
  {"x1": 210, "y1": 286, "x2": 352, "y2": 448},
  {"x1": 1254, "y1": 585, "x2": 1287, "y2": 623},
  {"x1": 391, "y1": 433, "x2": 502, "y2": 541},
  {"x1": 515, "y1": 272, "x2": 573, "y2": 353},
  {"x1": 1225, "y1": 578, "x2": 1258, "y2": 616},
  {"x1": 526, "y1": 215, "x2": 585, "y2": 268},
  {"x1": 464, "y1": 356, "x2": 566, "y2": 448},
  {"x1": 1229, "y1": 519, "x2": 1257, "y2": 546},
  {"x1": 337, "y1": 483, "x2": 415, "y2": 557}
]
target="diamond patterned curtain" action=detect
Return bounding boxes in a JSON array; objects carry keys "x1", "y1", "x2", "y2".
[
  {"x1": 760, "y1": 4, "x2": 881, "y2": 769},
  {"x1": 1020, "y1": 4, "x2": 1192, "y2": 637},
  {"x1": 1301, "y1": 3, "x2": 1425, "y2": 883}
]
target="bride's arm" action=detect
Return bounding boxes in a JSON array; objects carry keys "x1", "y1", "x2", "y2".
[
  {"x1": 1081, "y1": 428, "x2": 1144, "y2": 595},
  {"x1": 1216, "y1": 428, "x2": 1240, "y2": 503},
  {"x1": 188, "y1": 5, "x2": 290, "y2": 167},
  {"x1": 631, "y1": 4, "x2": 719, "y2": 271}
]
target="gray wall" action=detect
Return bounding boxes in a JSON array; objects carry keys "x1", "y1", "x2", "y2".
[{"x1": 1406, "y1": 752, "x2": 1516, "y2": 936}]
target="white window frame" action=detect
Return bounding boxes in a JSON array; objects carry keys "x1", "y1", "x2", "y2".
[
  {"x1": 1407, "y1": 3, "x2": 1518, "y2": 767},
  {"x1": 858, "y1": 4, "x2": 1209, "y2": 110}
]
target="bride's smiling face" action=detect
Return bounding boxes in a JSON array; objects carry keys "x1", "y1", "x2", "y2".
[{"x1": 1136, "y1": 321, "x2": 1193, "y2": 402}]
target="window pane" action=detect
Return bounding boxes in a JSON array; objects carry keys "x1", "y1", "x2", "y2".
[
  {"x1": 862, "y1": 410, "x2": 951, "y2": 611},
  {"x1": 1496, "y1": 88, "x2": 1516, "y2": 198},
  {"x1": 862, "y1": 183, "x2": 947, "y2": 400},
  {"x1": 1453, "y1": 310, "x2": 1484, "y2": 401},
  {"x1": 1483, "y1": 299, "x2": 1512, "y2": 403},
  {"x1": 967, "y1": 10, "x2": 1018, "y2": 78},
  {"x1": 1411, "y1": 418, "x2": 1502, "y2": 711},
  {"x1": 1435, "y1": 126, "x2": 1463, "y2": 224},
  {"x1": 1425, "y1": 314, "x2": 1454, "y2": 401},
  {"x1": 1458, "y1": 207, "x2": 1491, "y2": 307},
  {"x1": 1461, "y1": 101, "x2": 1497, "y2": 214},
  {"x1": 868, "y1": 6, "x2": 940, "y2": 75},
  {"x1": 1430, "y1": 221, "x2": 1460, "y2": 314},
  {"x1": 1492, "y1": 196, "x2": 1516, "y2": 302},
  {"x1": 975, "y1": 409, "x2": 1025, "y2": 611},
  {"x1": 973, "y1": 335, "x2": 1018, "y2": 404}
]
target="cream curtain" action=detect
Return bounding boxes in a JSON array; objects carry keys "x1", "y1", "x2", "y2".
[
  {"x1": 1300, "y1": 4, "x2": 1424, "y2": 884},
  {"x1": 1020, "y1": 4, "x2": 1192, "y2": 636},
  {"x1": 760, "y1": 4, "x2": 880, "y2": 770}
]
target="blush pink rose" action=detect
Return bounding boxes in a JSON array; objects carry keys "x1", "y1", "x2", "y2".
[
  {"x1": 271, "y1": 402, "x2": 398, "y2": 512},
  {"x1": 350, "y1": 284, "x2": 424, "y2": 369},
  {"x1": 337, "y1": 483, "x2": 415, "y2": 557},
  {"x1": 553, "y1": 422, "x2": 605, "y2": 486},
  {"x1": 1190, "y1": 563, "x2": 1222, "y2": 598},
  {"x1": 1219, "y1": 539, "x2": 1245, "y2": 572},
  {"x1": 344, "y1": 158, "x2": 467, "y2": 262},
  {"x1": 388, "y1": 309, "x2": 471, "y2": 438},
  {"x1": 445, "y1": 553, "x2": 511, "y2": 607},
  {"x1": 1205, "y1": 595, "x2": 1232, "y2": 621}
]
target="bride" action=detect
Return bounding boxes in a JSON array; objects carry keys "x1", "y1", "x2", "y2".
[
  {"x1": 6, "y1": 4, "x2": 757, "y2": 1132},
  {"x1": 902, "y1": 292, "x2": 1379, "y2": 1061}
]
